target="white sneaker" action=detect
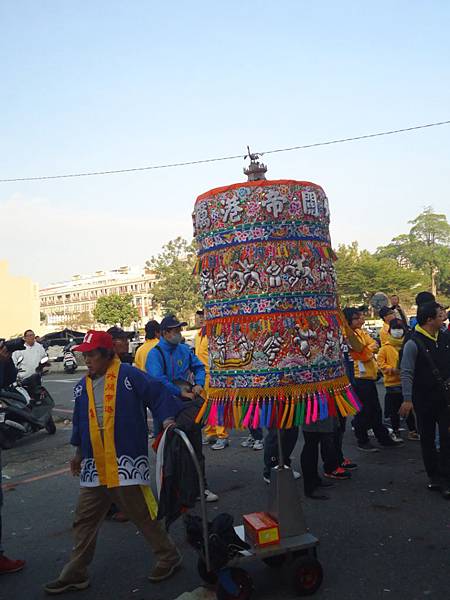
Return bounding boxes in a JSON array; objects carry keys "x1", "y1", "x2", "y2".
[
  {"x1": 204, "y1": 489, "x2": 219, "y2": 502},
  {"x1": 263, "y1": 475, "x2": 271, "y2": 484},
  {"x1": 211, "y1": 439, "x2": 229, "y2": 451},
  {"x1": 390, "y1": 432, "x2": 403, "y2": 443},
  {"x1": 368, "y1": 429, "x2": 375, "y2": 438},
  {"x1": 292, "y1": 470, "x2": 301, "y2": 480},
  {"x1": 241, "y1": 436, "x2": 255, "y2": 448},
  {"x1": 253, "y1": 439, "x2": 264, "y2": 451}
]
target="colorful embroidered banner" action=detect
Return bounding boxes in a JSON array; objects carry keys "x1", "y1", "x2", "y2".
[{"x1": 193, "y1": 179, "x2": 359, "y2": 428}]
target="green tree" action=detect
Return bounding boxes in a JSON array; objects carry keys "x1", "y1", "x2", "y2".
[
  {"x1": 335, "y1": 242, "x2": 424, "y2": 307},
  {"x1": 93, "y1": 294, "x2": 139, "y2": 327},
  {"x1": 65, "y1": 311, "x2": 95, "y2": 331},
  {"x1": 377, "y1": 207, "x2": 450, "y2": 296},
  {"x1": 147, "y1": 237, "x2": 201, "y2": 324}
]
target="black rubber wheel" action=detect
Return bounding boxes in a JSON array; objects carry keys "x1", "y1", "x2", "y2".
[
  {"x1": 216, "y1": 567, "x2": 254, "y2": 600},
  {"x1": 197, "y1": 557, "x2": 218, "y2": 584},
  {"x1": 263, "y1": 553, "x2": 287, "y2": 568},
  {"x1": 45, "y1": 416, "x2": 57, "y2": 435},
  {"x1": 292, "y1": 556, "x2": 323, "y2": 596}
]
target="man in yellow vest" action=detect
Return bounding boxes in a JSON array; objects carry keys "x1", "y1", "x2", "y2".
[
  {"x1": 194, "y1": 310, "x2": 230, "y2": 450},
  {"x1": 134, "y1": 321, "x2": 160, "y2": 371},
  {"x1": 344, "y1": 308, "x2": 404, "y2": 452}
]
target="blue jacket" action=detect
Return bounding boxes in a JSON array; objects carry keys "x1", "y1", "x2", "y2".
[
  {"x1": 71, "y1": 363, "x2": 184, "y2": 487},
  {"x1": 146, "y1": 337, "x2": 206, "y2": 397}
]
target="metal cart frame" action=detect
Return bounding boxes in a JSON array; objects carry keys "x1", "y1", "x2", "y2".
[{"x1": 173, "y1": 426, "x2": 323, "y2": 597}]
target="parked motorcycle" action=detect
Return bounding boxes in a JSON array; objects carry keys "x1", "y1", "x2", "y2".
[
  {"x1": 63, "y1": 344, "x2": 78, "y2": 374},
  {"x1": 0, "y1": 356, "x2": 56, "y2": 449}
]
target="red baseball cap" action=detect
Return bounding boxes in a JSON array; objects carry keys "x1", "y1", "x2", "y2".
[{"x1": 73, "y1": 330, "x2": 114, "y2": 353}]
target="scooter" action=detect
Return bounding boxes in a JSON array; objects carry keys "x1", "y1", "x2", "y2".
[
  {"x1": 0, "y1": 356, "x2": 56, "y2": 449},
  {"x1": 63, "y1": 344, "x2": 78, "y2": 374}
]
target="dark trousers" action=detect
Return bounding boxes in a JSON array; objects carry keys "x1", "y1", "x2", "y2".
[
  {"x1": 301, "y1": 431, "x2": 338, "y2": 494},
  {"x1": 249, "y1": 427, "x2": 263, "y2": 441},
  {"x1": 415, "y1": 406, "x2": 450, "y2": 480},
  {"x1": 263, "y1": 428, "x2": 299, "y2": 477},
  {"x1": 353, "y1": 379, "x2": 391, "y2": 445},
  {"x1": 333, "y1": 415, "x2": 346, "y2": 465},
  {"x1": 385, "y1": 388, "x2": 417, "y2": 433},
  {"x1": 186, "y1": 424, "x2": 207, "y2": 487}
]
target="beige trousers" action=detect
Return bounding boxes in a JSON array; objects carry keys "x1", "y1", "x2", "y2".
[{"x1": 59, "y1": 485, "x2": 179, "y2": 582}]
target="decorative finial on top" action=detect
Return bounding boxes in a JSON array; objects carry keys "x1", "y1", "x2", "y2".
[{"x1": 244, "y1": 146, "x2": 267, "y2": 181}]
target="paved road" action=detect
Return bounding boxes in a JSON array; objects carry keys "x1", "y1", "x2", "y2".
[{"x1": 1, "y1": 374, "x2": 448, "y2": 600}]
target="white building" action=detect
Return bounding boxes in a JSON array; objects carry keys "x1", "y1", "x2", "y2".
[{"x1": 40, "y1": 265, "x2": 159, "y2": 329}]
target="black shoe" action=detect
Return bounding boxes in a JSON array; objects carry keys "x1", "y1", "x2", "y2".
[{"x1": 357, "y1": 442, "x2": 380, "y2": 452}]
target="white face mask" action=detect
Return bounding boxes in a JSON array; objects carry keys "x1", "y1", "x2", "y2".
[{"x1": 390, "y1": 329, "x2": 404, "y2": 339}]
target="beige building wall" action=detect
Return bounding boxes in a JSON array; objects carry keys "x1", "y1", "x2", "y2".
[{"x1": 0, "y1": 261, "x2": 40, "y2": 339}]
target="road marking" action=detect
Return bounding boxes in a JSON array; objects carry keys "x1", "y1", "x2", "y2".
[
  {"x1": 54, "y1": 408, "x2": 73, "y2": 414},
  {"x1": 2, "y1": 466, "x2": 70, "y2": 491}
]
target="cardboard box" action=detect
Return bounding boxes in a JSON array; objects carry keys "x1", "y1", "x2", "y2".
[{"x1": 243, "y1": 512, "x2": 280, "y2": 547}]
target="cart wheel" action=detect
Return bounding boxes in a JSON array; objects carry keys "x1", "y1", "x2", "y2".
[
  {"x1": 262, "y1": 554, "x2": 286, "y2": 568},
  {"x1": 45, "y1": 416, "x2": 56, "y2": 435},
  {"x1": 197, "y1": 557, "x2": 218, "y2": 584},
  {"x1": 216, "y1": 567, "x2": 254, "y2": 600},
  {"x1": 292, "y1": 556, "x2": 323, "y2": 596}
]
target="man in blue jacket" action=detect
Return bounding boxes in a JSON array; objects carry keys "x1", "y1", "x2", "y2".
[
  {"x1": 45, "y1": 330, "x2": 185, "y2": 595},
  {"x1": 146, "y1": 315, "x2": 218, "y2": 502}
]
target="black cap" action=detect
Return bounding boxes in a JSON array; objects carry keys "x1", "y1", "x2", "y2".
[
  {"x1": 160, "y1": 315, "x2": 188, "y2": 331},
  {"x1": 107, "y1": 326, "x2": 133, "y2": 340},
  {"x1": 379, "y1": 306, "x2": 394, "y2": 319}
]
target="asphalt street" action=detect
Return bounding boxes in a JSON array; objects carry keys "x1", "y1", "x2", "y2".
[{"x1": 1, "y1": 373, "x2": 448, "y2": 600}]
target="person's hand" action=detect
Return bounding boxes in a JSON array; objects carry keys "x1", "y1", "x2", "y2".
[
  {"x1": 162, "y1": 418, "x2": 176, "y2": 429},
  {"x1": 0, "y1": 344, "x2": 11, "y2": 363},
  {"x1": 192, "y1": 385, "x2": 204, "y2": 397},
  {"x1": 399, "y1": 401, "x2": 413, "y2": 417},
  {"x1": 181, "y1": 389, "x2": 195, "y2": 400},
  {"x1": 70, "y1": 455, "x2": 82, "y2": 477}
]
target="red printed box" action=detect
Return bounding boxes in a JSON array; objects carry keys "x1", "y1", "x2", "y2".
[{"x1": 243, "y1": 512, "x2": 280, "y2": 547}]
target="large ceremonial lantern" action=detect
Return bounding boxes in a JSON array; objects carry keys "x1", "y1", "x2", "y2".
[{"x1": 193, "y1": 156, "x2": 359, "y2": 429}]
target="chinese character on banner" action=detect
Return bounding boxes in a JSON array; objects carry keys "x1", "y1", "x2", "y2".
[
  {"x1": 262, "y1": 190, "x2": 285, "y2": 218},
  {"x1": 195, "y1": 204, "x2": 211, "y2": 229},
  {"x1": 220, "y1": 197, "x2": 243, "y2": 223},
  {"x1": 301, "y1": 191, "x2": 319, "y2": 216}
]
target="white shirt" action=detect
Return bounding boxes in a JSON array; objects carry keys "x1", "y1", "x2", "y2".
[{"x1": 13, "y1": 342, "x2": 47, "y2": 379}]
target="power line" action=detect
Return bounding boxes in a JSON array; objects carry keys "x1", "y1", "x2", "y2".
[{"x1": 0, "y1": 119, "x2": 449, "y2": 183}]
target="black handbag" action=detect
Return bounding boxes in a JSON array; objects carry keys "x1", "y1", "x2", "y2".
[{"x1": 413, "y1": 336, "x2": 450, "y2": 407}]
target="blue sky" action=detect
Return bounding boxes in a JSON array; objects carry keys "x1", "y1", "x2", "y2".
[{"x1": 1, "y1": 1, "x2": 449, "y2": 285}]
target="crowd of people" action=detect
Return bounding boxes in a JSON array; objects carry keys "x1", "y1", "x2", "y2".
[{"x1": 0, "y1": 290, "x2": 449, "y2": 594}]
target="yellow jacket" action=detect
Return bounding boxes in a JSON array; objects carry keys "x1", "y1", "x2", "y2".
[
  {"x1": 380, "y1": 322, "x2": 390, "y2": 347},
  {"x1": 194, "y1": 330, "x2": 209, "y2": 371},
  {"x1": 195, "y1": 330, "x2": 210, "y2": 392},
  {"x1": 349, "y1": 329, "x2": 379, "y2": 380},
  {"x1": 377, "y1": 337, "x2": 403, "y2": 387},
  {"x1": 134, "y1": 338, "x2": 159, "y2": 371}
]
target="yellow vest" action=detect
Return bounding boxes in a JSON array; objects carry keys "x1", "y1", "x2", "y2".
[
  {"x1": 350, "y1": 329, "x2": 379, "y2": 380},
  {"x1": 134, "y1": 338, "x2": 159, "y2": 371}
]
